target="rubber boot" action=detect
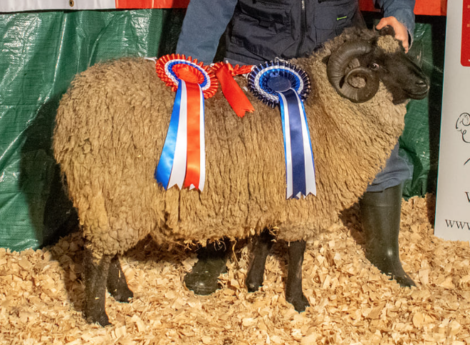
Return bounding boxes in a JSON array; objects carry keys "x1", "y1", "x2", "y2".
[
  {"x1": 359, "y1": 184, "x2": 416, "y2": 287},
  {"x1": 184, "y1": 239, "x2": 229, "y2": 295}
]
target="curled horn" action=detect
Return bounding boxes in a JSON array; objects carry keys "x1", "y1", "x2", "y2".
[{"x1": 327, "y1": 40, "x2": 380, "y2": 103}]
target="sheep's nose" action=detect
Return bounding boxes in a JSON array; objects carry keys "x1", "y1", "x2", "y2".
[
  {"x1": 416, "y1": 80, "x2": 426, "y2": 86},
  {"x1": 416, "y1": 79, "x2": 429, "y2": 91}
]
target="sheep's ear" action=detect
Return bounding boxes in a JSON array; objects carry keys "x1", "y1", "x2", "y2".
[
  {"x1": 322, "y1": 55, "x2": 330, "y2": 65},
  {"x1": 377, "y1": 25, "x2": 396, "y2": 38}
]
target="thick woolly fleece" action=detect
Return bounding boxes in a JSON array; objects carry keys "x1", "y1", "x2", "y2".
[{"x1": 53, "y1": 28, "x2": 406, "y2": 256}]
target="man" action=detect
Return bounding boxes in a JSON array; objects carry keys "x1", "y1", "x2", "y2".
[{"x1": 176, "y1": 0, "x2": 417, "y2": 295}]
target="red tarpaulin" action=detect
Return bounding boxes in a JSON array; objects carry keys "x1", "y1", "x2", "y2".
[
  {"x1": 115, "y1": 0, "x2": 189, "y2": 9},
  {"x1": 359, "y1": 0, "x2": 447, "y2": 16}
]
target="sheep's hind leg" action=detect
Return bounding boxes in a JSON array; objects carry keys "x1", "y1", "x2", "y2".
[
  {"x1": 107, "y1": 255, "x2": 133, "y2": 303},
  {"x1": 246, "y1": 229, "x2": 274, "y2": 292},
  {"x1": 84, "y1": 247, "x2": 113, "y2": 326},
  {"x1": 286, "y1": 240, "x2": 310, "y2": 313}
]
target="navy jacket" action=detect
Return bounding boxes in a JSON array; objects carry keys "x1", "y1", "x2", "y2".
[{"x1": 176, "y1": 0, "x2": 415, "y2": 65}]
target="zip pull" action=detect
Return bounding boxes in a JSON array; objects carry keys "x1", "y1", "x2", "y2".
[{"x1": 297, "y1": 0, "x2": 307, "y2": 57}]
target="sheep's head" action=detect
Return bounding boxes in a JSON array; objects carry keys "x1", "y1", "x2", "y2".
[{"x1": 326, "y1": 26, "x2": 429, "y2": 104}]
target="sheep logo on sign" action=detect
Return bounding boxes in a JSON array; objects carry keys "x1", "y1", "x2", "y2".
[{"x1": 456, "y1": 112, "x2": 470, "y2": 165}]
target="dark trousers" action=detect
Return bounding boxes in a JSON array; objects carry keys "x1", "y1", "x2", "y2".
[{"x1": 366, "y1": 143, "x2": 411, "y2": 192}]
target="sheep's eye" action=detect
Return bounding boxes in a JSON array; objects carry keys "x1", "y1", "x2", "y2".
[{"x1": 370, "y1": 63, "x2": 380, "y2": 70}]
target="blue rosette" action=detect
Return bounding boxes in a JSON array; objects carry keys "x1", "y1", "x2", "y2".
[{"x1": 248, "y1": 60, "x2": 316, "y2": 199}]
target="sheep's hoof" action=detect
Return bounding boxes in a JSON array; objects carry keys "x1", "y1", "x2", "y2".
[
  {"x1": 246, "y1": 273, "x2": 263, "y2": 292},
  {"x1": 246, "y1": 265, "x2": 265, "y2": 293},
  {"x1": 246, "y1": 281, "x2": 261, "y2": 293},
  {"x1": 86, "y1": 311, "x2": 112, "y2": 327},
  {"x1": 287, "y1": 294, "x2": 310, "y2": 313},
  {"x1": 184, "y1": 257, "x2": 226, "y2": 295},
  {"x1": 110, "y1": 286, "x2": 134, "y2": 303}
]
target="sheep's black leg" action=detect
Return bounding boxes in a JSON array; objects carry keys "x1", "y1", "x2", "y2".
[
  {"x1": 107, "y1": 255, "x2": 133, "y2": 303},
  {"x1": 84, "y1": 247, "x2": 112, "y2": 326},
  {"x1": 286, "y1": 240, "x2": 310, "y2": 313},
  {"x1": 246, "y1": 229, "x2": 274, "y2": 292},
  {"x1": 184, "y1": 238, "x2": 230, "y2": 295}
]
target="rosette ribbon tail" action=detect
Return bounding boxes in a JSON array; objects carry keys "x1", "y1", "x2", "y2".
[
  {"x1": 156, "y1": 80, "x2": 205, "y2": 191},
  {"x1": 215, "y1": 64, "x2": 254, "y2": 118},
  {"x1": 278, "y1": 89, "x2": 316, "y2": 199},
  {"x1": 183, "y1": 82, "x2": 205, "y2": 190}
]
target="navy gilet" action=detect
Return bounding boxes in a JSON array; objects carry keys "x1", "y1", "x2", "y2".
[{"x1": 225, "y1": 0, "x2": 363, "y2": 65}]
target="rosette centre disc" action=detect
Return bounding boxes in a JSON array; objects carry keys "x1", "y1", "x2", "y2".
[
  {"x1": 249, "y1": 61, "x2": 310, "y2": 107},
  {"x1": 173, "y1": 65, "x2": 205, "y2": 84},
  {"x1": 266, "y1": 72, "x2": 292, "y2": 93}
]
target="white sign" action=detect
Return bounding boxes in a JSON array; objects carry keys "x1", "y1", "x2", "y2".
[{"x1": 435, "y1": 0, "x2": 470, "y2": 241}]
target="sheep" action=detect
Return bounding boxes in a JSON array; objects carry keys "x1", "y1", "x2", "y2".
[{"x1": 53, "y1": 27, "x2": 429, "y2": 326}]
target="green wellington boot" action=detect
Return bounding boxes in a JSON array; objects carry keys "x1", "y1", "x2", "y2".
[
  {"x1": 184, "y1": 240, "x2": 229, "y2": 295},
  {"x1": 359, "y1": 184, "x2": 416, "y2": 287}
]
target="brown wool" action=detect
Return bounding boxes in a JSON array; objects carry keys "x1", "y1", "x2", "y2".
[
  {"x1": 377, "y1": 35, "x2": 402, "y2": 54},
  {"x1": 53, "y1": 28, "x2": 406, "y2": 256}
]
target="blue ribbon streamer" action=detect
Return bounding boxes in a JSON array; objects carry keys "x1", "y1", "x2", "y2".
[
  {"x1": 155, "y1": 81, "x2": 183, "y2": 189},
  {"x1": 279, "y1": 88, "x2": 314, "y2": 199},
  {"x1": 247, "y1": 61, "x2": 315, "y2": 199}
]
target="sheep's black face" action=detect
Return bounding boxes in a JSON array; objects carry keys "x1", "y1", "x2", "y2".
[
  {"x1": 326, "y1": 27, "x2": 429, "y2": 104},
  {"x1": 361, "y1": 48, "x2": 429, "y2": 104}
]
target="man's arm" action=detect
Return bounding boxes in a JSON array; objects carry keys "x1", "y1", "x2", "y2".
[
  {"x1": 176, "y1": 0, "x2": 238, "y2": 64},
  {"x1": 374, "y1": 0, "x2": 415, "y2": 52}
]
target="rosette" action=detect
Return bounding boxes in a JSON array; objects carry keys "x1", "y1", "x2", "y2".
[
  {"x1": 211, "y1": 62, "x2": 254, "y2": 117},
  {"x1": 155, "y1": 54, "x2": 218, "y2": 191},
  {"x1": 248, "y1": 60, "x2": 316, "y2": 199}
]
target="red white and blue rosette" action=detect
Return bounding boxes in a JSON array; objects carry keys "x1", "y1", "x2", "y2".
[
  {"x1": 248, "y1": 60, "x2": 316, "y2": 199},
  {"x1": 155, "y1": 54, "x2": 218, "y2": 192}
]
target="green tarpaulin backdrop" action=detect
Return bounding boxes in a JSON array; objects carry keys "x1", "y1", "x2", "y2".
[{"x1": 0, "y1": 10, "x2": 445, "y2": 251}]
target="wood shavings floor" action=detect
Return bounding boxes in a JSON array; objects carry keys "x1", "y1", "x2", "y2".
[{"x1": 1, "y1": 195, "x2": 470, "y2": 345}]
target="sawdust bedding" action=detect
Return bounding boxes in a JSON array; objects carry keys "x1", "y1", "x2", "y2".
[{"x1": 1, "y1": 195, "x2": 469, "y2": 345}]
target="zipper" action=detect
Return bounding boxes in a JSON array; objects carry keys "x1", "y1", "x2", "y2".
[{"x1": 297, "y1": 0, "x2": 307, "y2": 56}]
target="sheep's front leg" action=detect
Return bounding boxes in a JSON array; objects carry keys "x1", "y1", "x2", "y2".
[
  {"x1": 286, "y1": 240, "x2": 310, "y2": 313},
  {"x1": 84, "y1": 247, "x2": 112, "y2": 326},
  {"x1": 246, "y1": 229, "x2": 274, "y2": 292},
  {"x1": 107, "y1": 255, "x2": 133, "y2": 303}
]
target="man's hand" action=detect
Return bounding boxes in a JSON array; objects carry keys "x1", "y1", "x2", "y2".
[{"x1": 376, "y1": 16, "x2": 410, "y2": 53}]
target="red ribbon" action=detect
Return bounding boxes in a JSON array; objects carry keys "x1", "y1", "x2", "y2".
[
  {"x1": 183, "y1": 82, "x2": 201, "y2": 189},
  {"x1": 173, "y1": 65, "x2": 203, "y2": 189},
  {"x1": 212, "y1": 63, "x2": 254, "y2": 118}
]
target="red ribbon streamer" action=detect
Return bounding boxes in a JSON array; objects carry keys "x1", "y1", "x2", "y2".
[
  {"x1": 173, "y1": 65, "x2": 204, "y2": 189},
  {"x1": 212, "y1": 63, "x2": 254, "y2": 118},
  {"x1": 183, "y1": 82, "x2": 202, "y2": 189}
]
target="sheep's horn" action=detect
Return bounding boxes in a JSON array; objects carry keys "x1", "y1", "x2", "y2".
[{"x1": 327, "y1": 41, "x2": 380, "y2": 103}]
